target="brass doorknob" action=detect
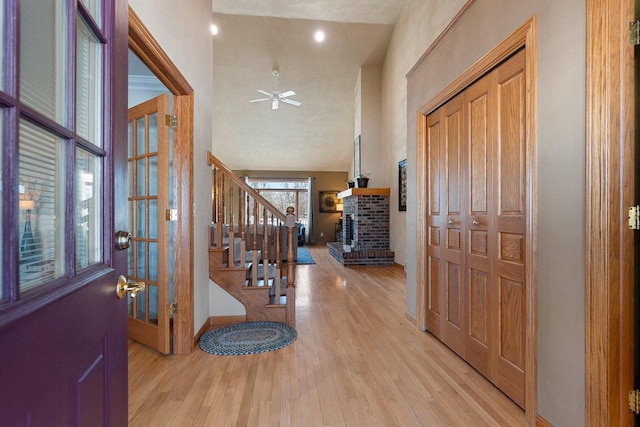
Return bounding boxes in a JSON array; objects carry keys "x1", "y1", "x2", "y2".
[
  {"x1": 472, "y1": 220, "x2": 481, "y2": 225},
  {"x1": 116, "y1": 275, "x2": 146, "y2": 299},
  {"x1": 448, "y1": 219, "x2": 454, "y2": 225}
]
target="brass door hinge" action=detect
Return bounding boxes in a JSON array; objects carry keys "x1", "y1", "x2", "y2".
[
  {"x1": 631, "y1": 20, "x2": 640, "y2": 45},
  {"x1": 629, "y1": 390, "x2": 640, "y2": 414},
  {"x1": 165, "y1": 208, "x2": 177, "y2": 221},
  {"x1": 168, "y1": 302, "x2": 177, "y2": 317},
  {"x1": 629, "y1": 206, "x2": 640, "y2": 230},
  {"x1": 165, "y1": 114, "x2": 178, "y2": 127}
]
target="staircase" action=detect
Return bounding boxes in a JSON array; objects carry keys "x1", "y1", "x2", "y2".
[{"x1": 207, "y1": 152, "x2": 296, "y2": 326}]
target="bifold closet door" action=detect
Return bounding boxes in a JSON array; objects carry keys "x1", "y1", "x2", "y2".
[
  {"x1": 492, "y1": 49, "x2": 526, "y2": 408},
  {"x1": 425, "y1": 49, "x2": 526, "y2": 408},
  {"x1": 426, "y1": 107, "x2": 444, "y2": 339},
  {"x1": 426, "y1": 93, "x2": 466, "y2": 357},
  {"x1": 442, "y1": 94, "x2": 466, "y2": 356},
  {"x1": 464, "y1": 72, "x2": 494, "y2": 380}
]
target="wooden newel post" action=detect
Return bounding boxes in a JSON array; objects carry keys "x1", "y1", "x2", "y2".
[
  {"x1": 285, "y1": 207, "x2": 296, "y2": 285},
  {"x1": 285, "y1": 206, "x2": 296, "y2": 326}
]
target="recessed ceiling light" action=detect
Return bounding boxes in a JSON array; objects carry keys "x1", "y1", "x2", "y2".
[
  {"x1": 314, "y1": 30, "x2": 325, "y2": 43},
  {"x1": 210, "y1": 24, "x2": 219, "y2": 36}
]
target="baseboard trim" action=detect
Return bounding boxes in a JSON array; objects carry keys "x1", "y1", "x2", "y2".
[
  {"x1": 194, "y1": 315, "x2": 246, "y2": 346},
  {"x1": 393, "y1": 262, "x2": 404, "y2": 271},
  {"x1": 405, "y1": 310, "x2": 417, "y2": 325},
  {"x1": 536, "y1": 414, "x2": 552, "y2": 427}
]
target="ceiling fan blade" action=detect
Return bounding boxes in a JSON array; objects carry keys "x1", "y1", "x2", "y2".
[
  {"x1": 279, "y1": 90, "x2": 296, "y2": 98},
  {"x1": 257, "y1": 89, "x2": 272, "y2": 97},
  {"x1": 249, "y1": 98, "x2": 270, "y2": 103},
  {"x1": 281, "y1": 98, "x2": 301, "y2": 107},
  {"x1": 271, "y1": 98, "x2": 279, "y2": 110}
]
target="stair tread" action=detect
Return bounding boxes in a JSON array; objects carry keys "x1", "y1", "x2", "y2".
[{"x1": 267, "y1": 296, "x2": 287, "y2": 306}]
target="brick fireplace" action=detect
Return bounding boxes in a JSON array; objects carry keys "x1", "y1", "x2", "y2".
[{"x1": 328, "y1": 188, "x2": 395, "y2": 267}]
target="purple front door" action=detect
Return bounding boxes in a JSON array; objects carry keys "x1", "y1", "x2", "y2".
[{"x1": 0, "y1": 0, "x2": 129, "y2": 425}]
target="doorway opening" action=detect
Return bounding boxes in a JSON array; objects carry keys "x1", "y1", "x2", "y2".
[{"x1": 128, "y1": 7, "x2": 194, "y2": 354}]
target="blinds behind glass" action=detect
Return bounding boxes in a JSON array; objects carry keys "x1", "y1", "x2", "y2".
[{"x1": 18, "y1": 121, "x2": 65, "y2": 292}]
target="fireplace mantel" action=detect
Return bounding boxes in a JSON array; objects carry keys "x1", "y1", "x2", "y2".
[{"x1": 338, "y1": 187, "x2": 390, "y2": 199}]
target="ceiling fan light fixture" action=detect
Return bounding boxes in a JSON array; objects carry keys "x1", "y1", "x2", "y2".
[
  {"x1": 249, "y1": 69, "x2": 301, "y2": 109},
  {"x1": 314, "y1": 30, "x2": 325, "y2": 43}
]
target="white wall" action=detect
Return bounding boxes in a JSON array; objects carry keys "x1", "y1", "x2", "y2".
[
  {"x1": 381, "y1": 0, "x2": 467, "y2": 269},
  {"x1": 128, "y1": 0, "x2": 217, "y2": 332}
]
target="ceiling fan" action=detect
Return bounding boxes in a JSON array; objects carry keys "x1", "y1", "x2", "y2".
[{"x1": 249, "y1": 68, "x2": 301, "y2": 110}]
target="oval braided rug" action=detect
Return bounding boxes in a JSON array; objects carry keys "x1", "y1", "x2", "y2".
[{"x1": 199, "y1": 321, "x2": 297, "y2": 356}]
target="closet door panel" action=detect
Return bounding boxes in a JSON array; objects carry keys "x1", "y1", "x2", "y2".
[
  {"x1": 442, "y1": 95, "x2": 465, "y2": 356},
  {"x1": 494, "y1": 49, "x2": 526, "y2": 408},
  {"x1": 426, "y1": 109, "x2": 444, "y2": 338},
  {"x1": 464, "y1": 74, "x2": 494, "y2": 378}
]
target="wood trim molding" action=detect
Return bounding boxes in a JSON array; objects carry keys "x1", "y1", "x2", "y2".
[
  {"x1": 415, "y1": 16, "x2": 538, "y2": 426},
  {"x1": 128, "y1": 6, "x2": 195, "y2": 355},
  {"x1": 406, "y1": 0, "x2": 478, "y2": 78},
  {"x1": 416, "y1": 111, "x2": 428, "y2": 331},
  {"x1": 536, "y1": 415, "x2": 553, "y2": 427},
  {"x1": 404, "y1": 310, "x2": 417, "y2": 325},
  {"x1": 337, "y1": 187, "x2": 391, "y2": 198},
  {"x1": 585, "y1": 0, "x2": 634, "y2": 425},
  {"x1": 128, "y1": 8, "x2": 193, "y2": 95}
]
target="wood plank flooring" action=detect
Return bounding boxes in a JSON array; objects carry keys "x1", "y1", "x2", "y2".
[{"x1": 128, "y1": 246, "x2": 527, "y2": 426}]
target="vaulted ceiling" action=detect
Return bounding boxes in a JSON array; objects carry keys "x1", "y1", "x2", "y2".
[{"x1": 210, "y1": 1, "x2": 407, "y2": 171}]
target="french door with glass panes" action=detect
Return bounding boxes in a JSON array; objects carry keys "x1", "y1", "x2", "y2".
[
  {"x1": 127, "y1": 94, "x2": 171, "y2": 354},
  {"x1": 0, "y1": 0, "x2": 129, "y2": 424}
]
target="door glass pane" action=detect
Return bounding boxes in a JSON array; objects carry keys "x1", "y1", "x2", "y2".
[
  {"x1": 76, "y1": 15, "x2": 103, "y2": 146},
  {"x1": 136, "y1": 200, "x2": 145, "y2": 238},
  {"x1": 136, "y1": 158, "x2": 145, "y2": 196},
  {"x1": 148, "y1": 242, "x2": 158, "y2": 282},
  {"x1": 136, "y1": 117, "x2": 145, "y2": 155},
  {"x1": 20, "y1": 0, "x2": 68, "y2": 125},
  {"x1": 127, "y1": 121, "x2": 133, "y2": 157},
  {"x1": 148, "y1": 199, "x2": 157, "y2": 239},
  {"x1": 136, "y1": 288, "x2": 146, "y2": 320},
  {"x1": 80, "y1": 0, "x2": 102, "y2": 29},
  {"x1": 128, "y1": 160, "x2": 133, "y2": 198},
  {"x1": 148, "y1": 155, "x2": 157, "y2": 196},
  {"x1": 148, "y1": 285, "x2": 158, "y2": 324},
  {"x1": 75, "y1": 148, "x2": 102, "y2": 269},
  {"x1": 148, "y1": 113, "x2": 158, "y2": 152},
  {"x1": 136, "y1": 241, "x2": 145, "y2": 279},
  {"x1": 19, "y1": 120, "x2": 65, "y2": 292}
]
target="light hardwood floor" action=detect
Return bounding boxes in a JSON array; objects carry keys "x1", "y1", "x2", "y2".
[{"x1": 128, "y1": 246, "x2": 527, "y2": 426}]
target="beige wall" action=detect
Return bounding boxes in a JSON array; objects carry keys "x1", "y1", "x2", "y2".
[
  {"x1": 403, "y1": 1, "x2": 586, "y2": 425},
  {"x1": 128, "y1": 0, "x2": 214, "y2": 334},
  {"x1": 359, "y1": 65, "x2": 382, "y2": 187},
  {"x1": 381, "y1": 0, "x2": 467, "y2": 270}
]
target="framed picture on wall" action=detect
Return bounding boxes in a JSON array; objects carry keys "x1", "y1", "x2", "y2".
[
  {"x1": 398, "y1": 159, "x2": 407, "y2": 211},
  {"x1": 319, "y1": 191, "x2": 339, "y2": 213},
  {"x1": 354, "y1": 135, "x2": 361, "y2": 178}
]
